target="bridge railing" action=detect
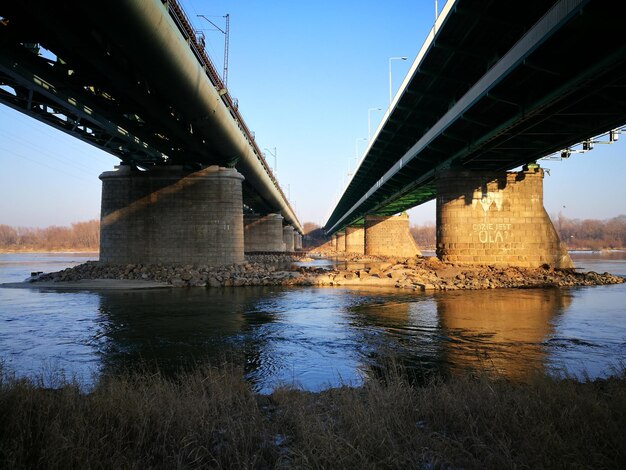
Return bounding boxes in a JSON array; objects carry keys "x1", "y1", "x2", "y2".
[{"x1": 162, "y1": 0, "x2": 294, "y2": 216}]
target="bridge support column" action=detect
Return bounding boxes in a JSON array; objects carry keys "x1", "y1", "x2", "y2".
[
  {"x1": 294, "y1": 232, "x2": 303, "y2": 250},
  {"x1": 345, "y1": 225, "x2": 365, "y2": 254},
  {"x1": 435, "y1": 167, "x2": 573, "y2": 268},
  {"x1": 243, "y1": 213, "x2": 285, "y2": 252},
  {"x1": 99, "y1": 165, "x2": 244, "y2": 265},
  {"x1": 283, "y1": 226, "x2": 295, "y2": 252},
  {"x1": 364, "y1": 213, "x2": 421, "y2": 257},
  {"x1": 336, "y1": 231, "x2": 346, "y2": 252}
]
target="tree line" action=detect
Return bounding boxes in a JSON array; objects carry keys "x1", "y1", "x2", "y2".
[
  {"x1": 409, "y1": 223, "x2": 436, "y2": 250},
  {"x1": 410, "y1": 215, "x2": 626, "y2": 250},
  {"x1": 303, "y1": 214, "x2": 626, "y2": 252},
  {"x1": 2, "y1": 214, "x2": 624, "y2": 252},
  {"x1": 554, "y1": 213, "x2": 626, "y2": 250},
  {"x1": 407, "y1": 216, "x2": 626, "y2": 251},
  {"x1": 0, "y1": 220, "x2": 99, "y2": 251}
]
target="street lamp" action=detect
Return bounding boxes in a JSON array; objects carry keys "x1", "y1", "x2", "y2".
[
  {"x1": 389, "y1": 56, "x2": 407, "y2": 105},
  {"x1": 368, "y1": 107, "x2": 382, "y2": 141},
  {"x1": 264, "y1": 147, "x2": 277, "y2": 174},
  {"x1": 355, "y1": 137, "x2": 367, "y2": 167}
]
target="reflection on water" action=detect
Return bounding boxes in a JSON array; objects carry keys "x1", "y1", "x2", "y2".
[
  {"x1": 437, "y1": 289, "x2": 571, "y2": 379},
  {"x1": 95, "y1": 288, "x2": 252, "y2": 375},
  {"x1": 342, "y1": 288, "x2": 574, "y2": 382},
  {"x1": 0, "y1": 252, "x2": 625, "y2": 391}
]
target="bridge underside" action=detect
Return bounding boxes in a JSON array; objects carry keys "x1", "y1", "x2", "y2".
[
  {"x1": 0, "y1": 0, "x2": 301, "y2": 233},
  {"x1": 325, "y1": 0, "x2": 626, "y2": 235}
]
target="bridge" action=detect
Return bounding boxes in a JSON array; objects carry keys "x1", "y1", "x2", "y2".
[
  {"x1": 324, "y1": 0, "x2": 626, "y2": 268},
  {"x1": 0, "y1": 0, "x2": 302, "y2": 265}
]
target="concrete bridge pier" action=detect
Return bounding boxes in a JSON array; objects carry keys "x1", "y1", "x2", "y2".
[
  {"x1": 435, "y1": 167, "x2": 573, "y2": 268},
  {"x1": 244, "y1": 213, "x2": 286, "y2": 253},
  {"x1": 336, "y1": 231, "x2": 346, "y2": 252},
  {"x1": 283, "y1": 225, "x2": 295, "y2": 252},
  {"x1": 294, "y1": 232, "x2": 303, "y2": 250},
  {"x1": 99, "y1": 165, "x2": 245, "y2": 265},
  {"x1": 345, "y1": 225, "x2": 365, "y2": 254},
  {"x1": 364, "y1": 213, "x2": 421, "y2": 257}
]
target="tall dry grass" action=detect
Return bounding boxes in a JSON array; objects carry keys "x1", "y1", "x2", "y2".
[
  {"x1": 1, "y1": 362, "x2": 625, "y2": 469},
  {"x1": 0, "y1": 364, "x2": 273, "y2": 469}
]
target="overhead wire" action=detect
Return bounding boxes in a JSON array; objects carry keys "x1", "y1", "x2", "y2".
[
  {"x1": 0, "y1": 129, "x2": 103, "y2": 177},
  {"x1": 1, "y1": 108, "x2": 114, "y2": 166},
  {"x1": 0, "y1": 144, "x2": 92, "y2": 181}
]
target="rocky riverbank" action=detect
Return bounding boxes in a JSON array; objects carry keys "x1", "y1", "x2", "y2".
[{"x1": 27, "y1": 254, "x2": 624, "y2": 290}]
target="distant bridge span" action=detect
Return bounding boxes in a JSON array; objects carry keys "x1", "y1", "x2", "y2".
[{"x1": 325, "y1": 0, "x2": 626, "y2": 236}]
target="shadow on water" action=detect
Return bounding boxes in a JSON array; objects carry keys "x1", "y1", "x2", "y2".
[
  {"x1": 94, "y1": 286, "x2": 369, "y2": 393},
  {"x1": 94, "y1": 287, "x2": 279, "y2": 379}
]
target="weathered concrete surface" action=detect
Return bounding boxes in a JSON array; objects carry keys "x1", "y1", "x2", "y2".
[
  {"x1": 364, "y1": 214, "x2": 421, "y2": 257},
  {"x1": 345, "y1": 226, "x2": 365, "y2": 254},
  {"x1": 294, "y1": 233, "x2": 303, "y2": 250},
  {"x1": 336, "y1": 231, "x2": 346, "y2": 252},
  {"x1": 283, "y1": 226, "x2": 295, "y2": 252},
  {"x1": 100, "y1": 165, "x2": 245, "y2": 266},
  {"x1": 244, "y1": 213, "x2": 285, "y2": 252},
  {"x1": 436, "y1": 168, "x2": 573, "y2": 268}
]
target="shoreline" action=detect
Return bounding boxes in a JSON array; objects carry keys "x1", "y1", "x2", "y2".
[
  {"x1": 4, "y1": 253, "x2": 623, "y2": 291},
  {"x1": 0, "y1": 249, "x2": 98, "y2": 254},
  {"x1": 3, "y1": 248, "x2": 626, "y2": 254},
  {"x1": 1, "y1": 278, "x2": 170, "y2": 290},
  {"x1": 1, "y1": 364, "x2": 624, "y2": 468}
]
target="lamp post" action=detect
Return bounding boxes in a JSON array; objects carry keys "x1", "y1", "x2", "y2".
[
  {"x1": 368, "y1": 107, "x2": 382, "y2": 141},
  {"x1": 388, "y1": 56, "x2": 408, "y2": 105},
  {"x1": 264, "y1": 147, "x2": 277, "y2": 175},
  {"x1": 355, "y1": 137, "x2": 367, "y2": 168}
]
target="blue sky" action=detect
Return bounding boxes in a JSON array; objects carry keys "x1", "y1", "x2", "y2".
[{"x1": 1, "y1": 0, "x2": 626, "y2": 228}]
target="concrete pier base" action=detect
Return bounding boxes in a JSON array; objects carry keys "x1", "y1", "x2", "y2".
[
  {"x1": 364, "y1": 214, "x2": 421, "y2": 257},
  {"x1": 435, "y1": 168, "x2": 573, "y2": 268},
  {"x1": 345, "y1": 226, "x2": 365, "y2": 254},
  {"x1": 99, "y1": 165, "x2": 244, "y2": 265},
  {"x1": 294, "y1": 232, "x2": 303, "y2": 250},
  {"x1": 336, "y1": 231, "x2": 346, "y2": 252},
  {"x1": 283, "y1": 225, "x2": 295, "y2": 252},
  {"x1": 244, "y1": 213, "x2": 285, "y2": 252}
]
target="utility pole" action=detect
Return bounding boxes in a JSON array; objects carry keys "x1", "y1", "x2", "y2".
[
  {"x1": 223, "y1": 14, "x2": 230, "y2": 86},
  {"x1": 197, "y1": 14, "x2": 230, "y2": 87}
]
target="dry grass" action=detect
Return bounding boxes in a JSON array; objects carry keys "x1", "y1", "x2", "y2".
[
  {"x1": 1, "y1": 362, "x2": 625, "y2": 469},
  {"x1": 0, "y1": 364, "x2": 272, "y2": 469}
]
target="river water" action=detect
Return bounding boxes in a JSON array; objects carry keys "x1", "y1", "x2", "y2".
[{"x1": 0, "y1": 252, "x2": 625, "y2": 393}]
